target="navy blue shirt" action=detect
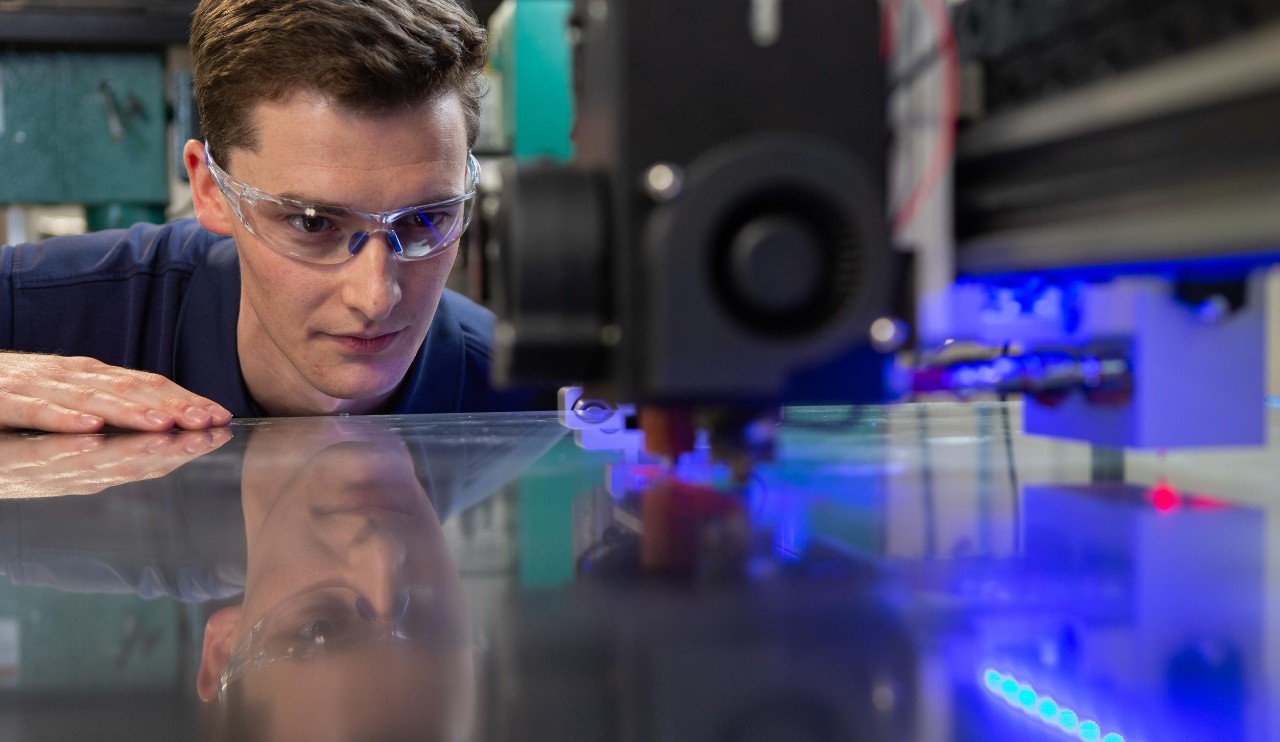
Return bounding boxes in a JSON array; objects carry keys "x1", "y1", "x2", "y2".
[{"x1": 0, "y1": 219, "x2": 547, "y2": 415}]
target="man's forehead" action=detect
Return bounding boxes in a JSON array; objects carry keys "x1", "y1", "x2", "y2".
[
  {"x1": 230, "y1": 90, "x2": 466, "y2": 169},
  {"x1": 226, "y1": 92, "x2": 469, "y2": 210},
  {"x1": 243, "y1": 647, "x2": 471, "y2": 740}
]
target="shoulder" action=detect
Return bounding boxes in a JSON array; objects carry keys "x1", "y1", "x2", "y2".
[
  {"x1": 4, "y1": 219, "x2": 228, "y2": 288},
  {"x1": 439, "y1": 289, "x2": 499, "y2": 359},
  {"x1": 412, "y1": 290, "x2": 558, "y2": 414}
]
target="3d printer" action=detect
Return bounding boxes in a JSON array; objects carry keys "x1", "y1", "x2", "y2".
[
  {"x1": 478, "y1": 4, "x2": 1280, "y2": 740},
  {"x1": 488, "y1": 0, "x2": 1280, "y2": 452}
]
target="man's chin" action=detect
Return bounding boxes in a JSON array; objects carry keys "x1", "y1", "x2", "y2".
[{"x1": 306, "y1": 372, "x2": 405, "y2": 411}]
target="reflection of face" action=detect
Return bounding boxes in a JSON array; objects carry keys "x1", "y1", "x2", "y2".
[
  {"x1": 208, "y1": 92, "x2": 467, "y2": 416},
  {"x1": 240, "y1": 436, "x2": 463, "y2": 626},
  {"x1": 237, "y1": 642, "x2": 474, "y2": 742},
  {"x1": 203, "y1": 420, "x2": 474, "y2": 741}
]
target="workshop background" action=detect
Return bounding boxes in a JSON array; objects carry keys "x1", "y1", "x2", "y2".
[
  {"x1": 0, "y1": 2, "x2": 516, "y2": 737},
  {"x1": 2, "y1": 3, "x2": 1280, "y2": 741},
  {"x1": 3, "y1": 0, "x2": 1277, "y2": 399}
]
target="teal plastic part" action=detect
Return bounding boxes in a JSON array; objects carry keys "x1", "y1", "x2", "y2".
[
  {"x1": 86, "y1": 203, "x2": 168, "y2": 232},
  {"x1": 488, "y1": 0, "x2": 575, "y2": 161},
  {"x1": 516, "y1": 438, "x2": 615, "y2": 589},
  {"x1": 0, "y1": 51, "x2": 168, "y2": 210},
  {"x1": 0, "y1": 53, "x2": 62, "y2": 204},
  {"x1": 0, "y1": 580, "x2": 180, "y2": 692}
]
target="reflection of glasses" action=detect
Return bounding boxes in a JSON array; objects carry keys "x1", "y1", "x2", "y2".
[
  {"x1": 219, "y1": 585, "x2": 479, "y2": 696},
  {"x1": 205, "y1": 143, "x2": 480, "y2": 265}
]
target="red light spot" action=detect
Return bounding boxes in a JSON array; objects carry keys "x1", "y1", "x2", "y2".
[
  {"x1": 1184, "y1": 495, "x2": 1230, "y2": 511},
  {"x1": 1149, "y1": 481, "x2": 1179, "y2": 512}
]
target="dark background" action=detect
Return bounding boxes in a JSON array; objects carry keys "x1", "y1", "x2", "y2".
[{"x1": 0, "y1": 0, "x2": 505, "y2": 45}]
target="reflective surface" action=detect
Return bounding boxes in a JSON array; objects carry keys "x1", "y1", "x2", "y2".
[{"x1": 0, "y1": 404, "x2": 1276, "y2": 741}]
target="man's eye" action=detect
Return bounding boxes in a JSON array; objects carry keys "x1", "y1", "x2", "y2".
[
  {"x1": 294, "y1": 619, "x2": 341, "y2": 646},
  {"x1": 411, "y1": 211, "x2": 444, "y2": 229},
  {"x1": 286, "y1": 212, "x2": 334, "y2": 234}
]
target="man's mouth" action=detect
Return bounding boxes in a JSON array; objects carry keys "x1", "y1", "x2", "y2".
[{"x1": 328, "y1": 330, "x2": 403, "y2": 354}]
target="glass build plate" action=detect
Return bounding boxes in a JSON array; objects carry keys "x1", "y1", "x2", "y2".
[{"x1": 0, "y1": 403, "x2": 1275, "y2": 741}]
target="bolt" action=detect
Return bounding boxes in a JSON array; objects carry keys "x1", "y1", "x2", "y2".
[
  {"x1": 494, "y1": 321, "x2": 517, "y2": 347},
  {"x1": 1195, "y1": 294, "x2": 1231, "y2": 324},
  {"x1": 872, "y1": 680, "x2": 898, "y2": 713},
  {"x1": 643, "y1": 163, "x2": 684, "y2": 202},
  {"x1": 869, "y1": 316, "x2": 910, "y2": 353},
  {"x1": 572, "y1": 397, "x2": 614, "y2": 424},
  {"x1": 587, "y1": 0, "x2": 608, "y2": 24},
  {"x1": 600, "y1": 324, "x2": 623, "y2": 346}
]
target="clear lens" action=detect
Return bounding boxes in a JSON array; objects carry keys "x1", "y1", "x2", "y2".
[
  {"x1": 389, "y1": 203, "x2": 469, "y2": 258},
  {"x1": 208, "y1": 147, "x2": 479, "y2": 265},
  {"x1": 241, "y1": 197, "x2": 473, "y2": 265},
  {"x1": 220, "y1": 585, "x2": 476, "y2": 694},
  {"x1": 245, "y1": 202, "x2": 353, "y2": 263}
]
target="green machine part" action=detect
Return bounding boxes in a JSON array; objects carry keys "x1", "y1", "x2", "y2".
[
  {"x1": 487, "y1": 0, "x2": 575, "y2": 161},
  {"x1": 0, "y1": 51, "x2": 169, "y2": 229},
  {"x1": 516, "y1": 438, "x2": 617, "y2": 589},
  {"x1": 488, "y1": 1, "x2": 578, "y2": 586},
  {"x1": 0, "y1": 580, "x2": 183, "y2": 692}
]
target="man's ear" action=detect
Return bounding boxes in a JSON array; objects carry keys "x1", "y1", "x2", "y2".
[
  {"x1": 184, "y1": 139, "x2": 237, "y2": 236},
  {"x1": 197, "y1": 604, "x2": 244, "y2": 703}
]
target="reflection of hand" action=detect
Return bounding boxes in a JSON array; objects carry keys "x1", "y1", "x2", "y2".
[
  {"x1": 0, "y1": 352, "x2": 233, "y2": 433},
  {"x1": 0, "y1": 427, "x2": 233, "y2": 499}
]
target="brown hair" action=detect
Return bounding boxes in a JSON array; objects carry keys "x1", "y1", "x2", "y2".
[{"x1": 190, "y1": 0, "x2": 487, "y2": 159}]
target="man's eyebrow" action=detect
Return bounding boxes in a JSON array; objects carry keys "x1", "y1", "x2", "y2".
[
  {"x1": 274, "y1": 190, "x2": 339, "y2": 206},
  {"x1": 274, "y1": 189, "x2": 465, "y2": 210},
  {"x1": 273, "y1": 193, "x2": 349, "y2": 212}
]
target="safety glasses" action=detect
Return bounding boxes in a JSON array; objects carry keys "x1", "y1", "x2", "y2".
[
  {"x1": 219, "y1": 585, "x2": 481, "y2": 696},
  {"x1": 205, "y1": 143, "x2": 480, "y2": 265}
]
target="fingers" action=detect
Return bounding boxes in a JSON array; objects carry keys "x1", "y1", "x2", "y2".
[
  {"x1": 0, "y1": 355, "x2": 233, "y2": 433},
  {"x1": 0, "y1": 427, "x2": 234, "y2": 499},
  {"x1": 0, "y1": 390, "x2": 108, "y2": 433},
  {"x1": 76, "y1": 362, "x2": 234, "y2": 429}
]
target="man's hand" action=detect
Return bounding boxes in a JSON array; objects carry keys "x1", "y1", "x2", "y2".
[
  {"x1": 0, "y1": 353, "x2": 234, "y2": 433},
  {"x1": 0, "y1": 427, "x2": 234, "y2": 499}
]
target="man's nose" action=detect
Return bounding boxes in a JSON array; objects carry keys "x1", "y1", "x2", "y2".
[
  {"x1": 347, "y1": 524, "x2": 408, "y2": 619},
  {"x1": 341, "y1": 230, "x2": 403, "y2": 321}
]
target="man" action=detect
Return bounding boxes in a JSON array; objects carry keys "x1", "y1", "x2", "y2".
[
  {"x1": 0, "y1": 0, "x2": 540, "y2": 433},
  {"x1": 0, "y1": 413, "x2": 566, "y2": 739},
  {"x1": 201, "y1": 418, "x2": 484, "y2": 741}
]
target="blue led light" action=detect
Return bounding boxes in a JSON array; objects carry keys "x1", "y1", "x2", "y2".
[
  {"x1": 981, "y1": 668, "x2": 1128, "y2": 742},
  {"x1": 969, "y1": 251, "x2": 1280, "y2": 286},
  {"x1": 1058, "y1": 709, "x2": 1078, "y2": 730},
  {"x1": 1018, "y1": 688, "x2": 1037, "y2": 709}
]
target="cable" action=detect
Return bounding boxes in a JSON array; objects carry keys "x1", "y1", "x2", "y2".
[
  {"x1": 885, "y1": 0, "x2": 960, "y2": 232},
  {"x1": 998, "y1": 387, "x2": 1021, "y2": 553},
  {"x1": 889, "y1": 45, "x2": 943, "y2": 92},
  {"x1": 916, "y1": 403, "x2": 938, "y2": 559}
]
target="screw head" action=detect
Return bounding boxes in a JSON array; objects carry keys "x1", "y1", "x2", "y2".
[
  {"x1": 872, "y1": 680, "x2": 898, "y2": 713},
  {"x1": 600, "y1": 324, "x2": 623, "y2": 347},
  {"x1": 869, "y1": 316, "x2": 910, "y2": 352},
  {"x1": 1195, "y1": 294, "x2": 1231, "y2": 324},
  {"x1": 643, "y1": 163, "x2": 684, "y2": 202},
  {"x1": 572, "y1": 397, "x2": 614, "y2": 424}
]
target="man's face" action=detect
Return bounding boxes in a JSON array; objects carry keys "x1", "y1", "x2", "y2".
[
  {"x1": 237, "y1": 422, "x2": 465, "y2": 633},
  {"x1": 192, "y1": 92, "x2": 468, "y2": 416},
  {"x1": 196, "y1": 421, "x2": 475, "y2": 737}
]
